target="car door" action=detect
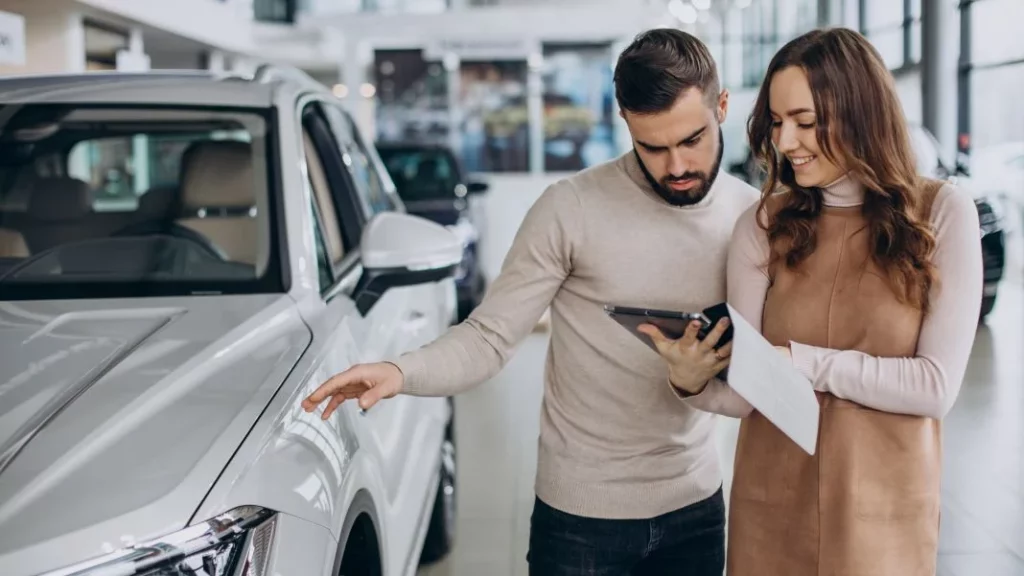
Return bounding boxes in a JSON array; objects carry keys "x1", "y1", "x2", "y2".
[{"x1": 296, "y1": 99, "x2": 448, "y2": 571}]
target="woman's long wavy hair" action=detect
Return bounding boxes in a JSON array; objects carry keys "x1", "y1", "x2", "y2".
[{"x1": 748, "y1": 28, "x2": 938, "y2": 312}]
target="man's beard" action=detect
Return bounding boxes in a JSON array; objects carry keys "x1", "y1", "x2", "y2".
[{"x1": 634, "y1": 127, "x2": 725, "y2": 207}]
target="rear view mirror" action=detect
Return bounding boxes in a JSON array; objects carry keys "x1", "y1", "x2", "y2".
[{"x1": 354, "y1": 212, "x2": 463, "y2": 315}]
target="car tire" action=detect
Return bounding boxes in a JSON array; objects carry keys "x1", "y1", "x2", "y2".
[
  {"x1": 980, "y1": 294, "x2": 997, "y2": 321},
  {"x1": 419, "y1": 401, "x2": 456, "y2": 565}
]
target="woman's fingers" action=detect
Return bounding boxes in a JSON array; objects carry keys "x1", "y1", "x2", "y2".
[
  {"x1": 714, "y1": 341, "x2": 733, "y2": 359},
  {"x1": 699, "y1": 317, "x2": 731, "y2": 350},
  {"x1": 680, "y1": 320, "x2": 702, "y2": 346},
  {"x1": 637, "y1": 323, "x2": 672, "y2": 355},
  {"x1": 712, "y1": 356, "x2": 731, "y2": 374}
]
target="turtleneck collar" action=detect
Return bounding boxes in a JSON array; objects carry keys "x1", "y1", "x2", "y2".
[{"x1": 821, "y1": 173, "x2": 866, "y2": 207}]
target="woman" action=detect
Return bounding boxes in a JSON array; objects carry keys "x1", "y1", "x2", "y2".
[{"x1": 646, "y1": 28, "x2": 983, "y2": 575}]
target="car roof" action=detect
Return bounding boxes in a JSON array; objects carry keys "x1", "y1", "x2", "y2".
[{"x1": 0, "y1": 71, "x2": 277, "y2": 108}]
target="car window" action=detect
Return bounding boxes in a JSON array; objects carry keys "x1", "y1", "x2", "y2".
[
  {"x1": 67, "y1": 131, "x2": 251, "y2": 213},
  {"x1": 0, "y1": 104, "x2": 281, "y2": 300},
  {"x1": 321, "y1": 105, "x2": 397, "y2": 217},
  {"x1": 377, "y1": 147, "x2": 460, "y2": 202}
]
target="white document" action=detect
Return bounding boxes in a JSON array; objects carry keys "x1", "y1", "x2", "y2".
[{"x1": 725, "y1": 303, "x2": 820, "y2": 455}]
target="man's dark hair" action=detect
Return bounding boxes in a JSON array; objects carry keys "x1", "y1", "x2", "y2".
[{"x1": 614, "y1": 28, "x2": 721, "y2": 115}]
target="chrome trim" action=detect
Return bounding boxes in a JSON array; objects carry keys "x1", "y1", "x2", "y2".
[{"x1": 41, "y1": 506, "x2": 276, "y2": 576}]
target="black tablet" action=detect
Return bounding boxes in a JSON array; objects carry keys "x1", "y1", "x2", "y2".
[{"x1": 604, "y1": 303, "x2": 733, "y2": 352}]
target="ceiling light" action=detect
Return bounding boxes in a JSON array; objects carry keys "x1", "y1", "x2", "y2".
[
  {"x1": 332, "y1": 84, "x2": 349, "y2": 98},
  {"x1": 360, "y1": 83, "x2": 376, "y2": 98}
]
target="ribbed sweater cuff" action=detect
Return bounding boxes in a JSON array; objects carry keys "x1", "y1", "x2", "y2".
[
  {"x1": 789, "y1": 341, "x2": 819, "y2": 386},
  {"x1": 389, "y1": 353, "x2": 429, "y2": 396},
  {"x1": 667, "y1": 376, "x2": 710, "y2": 402}
]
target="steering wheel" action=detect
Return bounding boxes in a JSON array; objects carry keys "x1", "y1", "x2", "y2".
[{"x1": 112, "y1": 221, "x2": 227, "y2": 261}]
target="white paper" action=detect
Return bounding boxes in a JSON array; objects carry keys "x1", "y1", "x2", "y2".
[{"x1": 725, "y1": 303, "x2": 820, "y2": 455}]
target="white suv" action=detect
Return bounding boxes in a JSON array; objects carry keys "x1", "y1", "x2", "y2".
[{"x1": 0, "y1": 66, "x2": 459, "y2": 576}]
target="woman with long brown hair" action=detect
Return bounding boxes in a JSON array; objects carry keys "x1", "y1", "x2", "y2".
[{"x1": 646, "y1": 27, "x2": 983, "y2": 574}]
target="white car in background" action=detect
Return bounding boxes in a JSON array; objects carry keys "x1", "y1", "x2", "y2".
[{"x1": 0, "y1": 67, "x2": 459, "y2": 576}]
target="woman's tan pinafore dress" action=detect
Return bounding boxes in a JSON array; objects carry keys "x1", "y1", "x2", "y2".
[{"x1": 727, "y1": 181, "x2": 944, "y2": 576}]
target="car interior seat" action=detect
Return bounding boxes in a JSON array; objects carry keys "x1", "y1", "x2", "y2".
[
  {"x1": 22, "y1": 176, "x2": 95, "y2": 254},
  {"x1": 0, "y1": 227, "x2": 28, "y2": 257},
  {"x1": 175, "y1": 140, "x2": 259, "y2": 266},
  {"x1": 302, "y1": 131, "x2": 345, "y2": 262}
]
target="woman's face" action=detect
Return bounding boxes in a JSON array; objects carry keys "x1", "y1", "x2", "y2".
[{"x1": 768, "y1": 66, "x2": 847, "y2": 188}]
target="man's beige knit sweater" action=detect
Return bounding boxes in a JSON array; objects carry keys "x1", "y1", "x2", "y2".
[{"x1": 393, "y1": 151, "x2": 759, "y2": 519}]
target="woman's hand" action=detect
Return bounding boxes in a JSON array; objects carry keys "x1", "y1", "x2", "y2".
[{"x1": 638, "y1": 318, "x2": 732, "y2": 395}]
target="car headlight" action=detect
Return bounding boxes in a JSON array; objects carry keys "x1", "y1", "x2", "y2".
[{"x1": 43, "y1": 506, "x2": 276, "y2": 576}]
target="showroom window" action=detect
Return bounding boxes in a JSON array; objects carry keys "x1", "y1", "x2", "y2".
[
  {"x1": 863, "y1": 0, "x2": 906, "y2": 68},
  {"x1": 965, "y1": 0, "x2": 1024, "y2": 150},
  {"x1": 457, "y1": 60, "x2": 531, "y2": 173},
  {"x1": 540, "y1": 43, "x2": 617, "y2": 172},
  {"x1": 374, "y1": 49, "x2": 451, "y2": 147},
  {"x1": 970, "y1": 0, "x2": 1024, "y2": 67}
]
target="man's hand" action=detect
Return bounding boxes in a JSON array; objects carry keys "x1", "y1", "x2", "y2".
[
  {"x1": 302, "y1": 362, "x2": 404, "y2": 419},
  {"x1": 637, "y1": 318, "x2": 732, "y2": 395}
]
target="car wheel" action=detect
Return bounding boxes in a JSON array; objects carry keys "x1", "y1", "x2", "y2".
[
  {"x1": 419, "y1": 404, "x2": 457, "y2": 564},
  {"x1": 980, "y1": 293, "x2": 997, "y2": 321}
]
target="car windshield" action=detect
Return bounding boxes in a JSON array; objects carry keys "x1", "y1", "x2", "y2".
[
  {"x1": 0, "y1": 104, "x2": 281, "y2": 300},
  {"x1": 377, "y1": 147, "x2": 461, "y2": 201}
]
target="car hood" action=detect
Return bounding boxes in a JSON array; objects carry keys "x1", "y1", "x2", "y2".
[{"x1": 0, "y1": 294, "x2": 311, "y2": 576}]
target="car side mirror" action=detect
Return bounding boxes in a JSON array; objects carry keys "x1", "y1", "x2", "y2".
[
  {"x1": 466, "y1": 180, "x2": 489, "y2": 195},
  {"x1": 353, "y1": 212, "x2": 463, "y2": 315}
]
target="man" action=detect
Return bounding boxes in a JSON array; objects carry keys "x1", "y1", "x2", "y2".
[{"x1": 303, "y1": 28, "x2": 760, "y2": 575}]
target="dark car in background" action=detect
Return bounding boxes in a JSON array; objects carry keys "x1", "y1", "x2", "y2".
[
  {"x1": 908, "y1": 124, "x2": 1007, "y2": 320},
  {"x1": 727, "y1": 124, "x2": 1007, "y2": 321},
  {"x1": 377, "y1": 142, "x2": 490, "y2": 322}
]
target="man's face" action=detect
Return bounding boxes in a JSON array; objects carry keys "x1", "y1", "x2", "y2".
[{"x1": 621, "y1": 87, "x2": 728, "y2": 206}]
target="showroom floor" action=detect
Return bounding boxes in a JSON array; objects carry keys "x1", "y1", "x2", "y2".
[{"x1": 420, "y1": 180, "x2": 1024, "y2": 576}]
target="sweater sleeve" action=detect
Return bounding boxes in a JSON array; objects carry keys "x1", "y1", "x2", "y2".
[
  {"x1": 788, "y1": 184, "x2": 983, "y2": 419},
  {"x1": 678, "y1": 203, "x2": 762, "y2": 418},
  {"x1": 391, "y1": 180, "x2": 582, "y2": 397}
]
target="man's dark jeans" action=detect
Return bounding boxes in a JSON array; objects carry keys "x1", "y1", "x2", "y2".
[{"x1": 526, "y1": 487, "x2": 726, "y2": 576}]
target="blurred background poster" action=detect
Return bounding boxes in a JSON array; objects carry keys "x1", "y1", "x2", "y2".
[
  {"x1": 541, "y1": 42, "x2": 617, "y2": 171},
  {"x1": 459, "y1": 60, "x2": 530, "y2": 173},
  {"x1": 373, "y1": 48, "x2": 451, "y2": 146}
]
